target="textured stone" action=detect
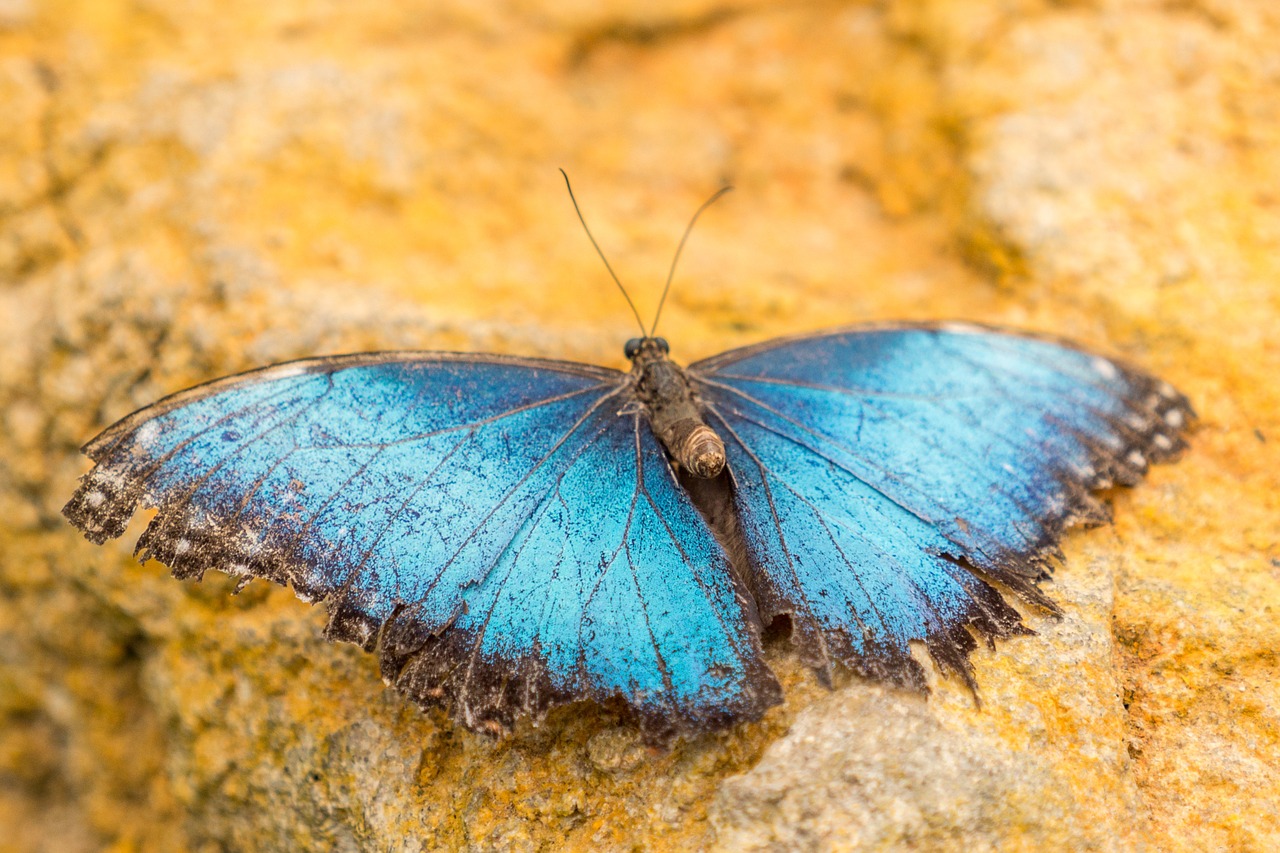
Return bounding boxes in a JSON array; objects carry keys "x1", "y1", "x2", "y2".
[
  {"x1": 2, "y1": 0, "x2": 1277, "y2": 851},
  {"x1": 712, "y1": 551, "x2": 1141, "y2": 852}
]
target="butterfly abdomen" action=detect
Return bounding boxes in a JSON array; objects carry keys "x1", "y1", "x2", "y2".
[{"x1": 665, "y1": 420, "x2": 726, "y2": 479}]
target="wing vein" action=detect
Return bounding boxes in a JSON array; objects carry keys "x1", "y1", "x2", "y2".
[
  {"x1": 635, "y1": 421, "x2": 750, "y2": 658},
  {"x1": 297, "y1": 382, "x2": 615, "y2": 450},
  {"x1": 704, "y1": 405, "x2": 835, "y2": 667},
  {"x1": 132, "y1": 376, "x2": 331, "y2": 494},
  {"x1": 699, "y1": 379, "x2": 960, "y2": 544},
  {"x1": 258, "y1": 376, "x2": 443, "y2": 570},
  {"x1": 418, "y1": 387, "x2": 627, "y2": 602},
  {"x1": 712, "y1": 379, "x2": 1057, "y2": 542},
  {"x1": 627, "y1": 420, "x2": 677, "y2": 709}
]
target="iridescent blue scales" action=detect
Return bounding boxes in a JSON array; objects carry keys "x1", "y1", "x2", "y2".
[{"x1": 63, "y1": 324, "x2": 1193, "y2": 738}]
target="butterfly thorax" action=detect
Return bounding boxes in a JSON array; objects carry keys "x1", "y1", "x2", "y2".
[{"x1": 626, "y1": 337, "x2": 726, "y2": 479}]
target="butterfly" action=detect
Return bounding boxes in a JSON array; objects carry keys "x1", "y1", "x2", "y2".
[{"x1": 63, "y1": 177, "x2": 1193, "y2": 739}]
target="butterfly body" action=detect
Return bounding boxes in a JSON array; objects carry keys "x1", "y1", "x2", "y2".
[
  {"x1": 64, "y1": 323, "x2": 1192, "y2": 739},
  {"x1": 629, "y1": 336, "x2": 726, "y2": 479}
]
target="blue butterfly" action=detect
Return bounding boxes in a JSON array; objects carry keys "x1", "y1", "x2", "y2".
[{"x1": 63, "y1": 181, "x2": 1193, "y2": 739}]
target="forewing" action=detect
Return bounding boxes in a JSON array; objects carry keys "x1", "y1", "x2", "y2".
[
  {"x1": 690, "y1": 323, "x2": 1193, "y2": 689},
  {"x1": 64, "y1": 353, "x2": 778, "y2": 735}
]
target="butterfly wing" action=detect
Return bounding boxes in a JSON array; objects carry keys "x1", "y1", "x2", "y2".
[
  {"x1": 64, "y1": 353, "x2": 779, "y2": 735},
  {"x1": 690, "y1": 323, "x2": 1193, "y2": 689}
]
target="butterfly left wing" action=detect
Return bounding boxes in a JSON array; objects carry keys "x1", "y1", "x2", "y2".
[
  {"x1": 64, "y1": 353, "x2": 779, "y2": 735},
  {"x1": 690, "y1": 323, "x2": 1193, "y2": 690}
]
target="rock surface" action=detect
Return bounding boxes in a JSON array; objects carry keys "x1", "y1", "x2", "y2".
[{"x1": 2, "y1": 1, "x2": 1277, "y2": 850}]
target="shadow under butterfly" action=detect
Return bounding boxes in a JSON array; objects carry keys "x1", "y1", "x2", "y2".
[{"x1": 63, "y1": 174, "x2": 1194, "y2": 740}]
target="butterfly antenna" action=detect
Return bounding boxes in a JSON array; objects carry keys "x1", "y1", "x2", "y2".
[
  {"x1": 650, "y1": 185, "x2": 733, "y2": 337},
  {"x1": 560, "y1": 169, "x2": 647, "y2": 338}
]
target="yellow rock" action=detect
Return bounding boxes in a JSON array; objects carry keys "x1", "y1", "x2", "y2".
[{"x1": 1, "y1": 0, "x2": 1276, "y2": 850}]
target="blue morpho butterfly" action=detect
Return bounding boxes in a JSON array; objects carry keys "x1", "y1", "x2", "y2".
[{"x1": 64, "y1": 175, "x2": 1193, "y2": 740}]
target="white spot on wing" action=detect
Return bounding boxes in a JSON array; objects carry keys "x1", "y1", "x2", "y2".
[
  {"x1": 86, "y1": 490, "x2": 106, "y2": 508},
  {"x1": 1072, "y1": 463, "x2": 1096, "y2": 481},
  {"x1": 267, "y1": 363, "x2": 313, "y2": 380},
  {"x1": 1153, "y1": 434, "x2": 1173, "y2": 451},
  {"x1": 135, "y1": 421, "x2": 160, "y2": 444},
  {"x1": 939, "y1": 322, "x2": 985, "y2": 335},
  {"x1": 175, "y1": 538, "x2": 191, "y2": 555},
  {"x1": 1165, "y1": 409, "x2": 1185, "y2": 428},
  {"x1": 1091, "y1": 357, "x2": 1120, "y2": 380},
  {"x1": 1126, "y1": 450, "x2": 1146, "y2": 468}
]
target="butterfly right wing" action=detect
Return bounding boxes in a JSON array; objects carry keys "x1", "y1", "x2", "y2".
[
  {"x1": 689, "y1": 324, "x2": 1193, "y2": 692},
  {"x1": 64, "y1": 353, "x2": 778, "y2": 735}
]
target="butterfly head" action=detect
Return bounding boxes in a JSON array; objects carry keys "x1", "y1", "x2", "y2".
[{"x1": 624, "y1": 336, "x2": 670, "y2": 364}]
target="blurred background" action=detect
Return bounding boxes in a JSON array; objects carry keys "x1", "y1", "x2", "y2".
[{"x1": 1, "y1": 1, "x2": 1277, "y2": 850}]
